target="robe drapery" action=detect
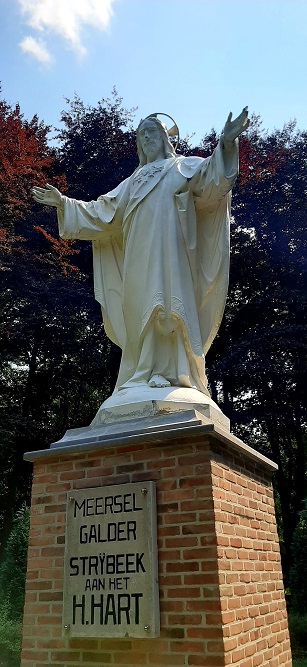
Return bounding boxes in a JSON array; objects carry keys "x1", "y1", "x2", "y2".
[{"x1": 57, "y1": 139, "x2": 238, "y2": 393}]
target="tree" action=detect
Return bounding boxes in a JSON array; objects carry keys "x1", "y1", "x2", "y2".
[
  {"x1": 1, "y1": 89, "x2": 306, "y2": 591},
  {"x1": 55, "y1": 88, "x2": 139, "y2": 385},
  {"x1": 56, "y1": 87, "x2": 138, "y2": 199},
  {"x1": 0, "y1": 92, "x2": 90, "y2": 556},
  {"x1": 289, "y1": 500, "x2": 307, "y2": 613},
  {"x1": 0, "y1": 506, "x2": 30, "y2": 621},
  {"x1": 0, "y1": 90, "x2": 139, "y2": 559},
  {"x1": 206, "y1": 118, "x2": 307, "y2": 581}
]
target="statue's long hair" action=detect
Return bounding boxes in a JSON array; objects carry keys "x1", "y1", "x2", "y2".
[{"x1": 136, "y1": 116, "x2": 176, "y2": 166}]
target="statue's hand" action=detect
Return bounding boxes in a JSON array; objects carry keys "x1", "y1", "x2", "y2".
[
  {"x1": 222, "y1": 106, "x2": 250, "y2": 148},
  {"x1": 32, "y1": 183, "x2": 63, "y2": 208}
]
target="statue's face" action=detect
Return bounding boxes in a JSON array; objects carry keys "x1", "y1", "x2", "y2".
[{"x1": 138, "y1": 120, "x2": 165, "y2": 161}]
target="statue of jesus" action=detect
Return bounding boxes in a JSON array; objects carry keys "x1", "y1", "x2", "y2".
[{"x1": 32, "y1": 108, "x2": 249, "y2": 397}]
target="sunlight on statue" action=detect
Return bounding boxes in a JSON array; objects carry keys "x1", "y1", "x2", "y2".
[{"x1": 32, "y1": 108, "x2": 249, "y2": 403}]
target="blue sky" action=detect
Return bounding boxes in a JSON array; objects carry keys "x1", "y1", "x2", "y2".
[{"x1": 1, "y1": 0, "x2": 307, "y2": 145}]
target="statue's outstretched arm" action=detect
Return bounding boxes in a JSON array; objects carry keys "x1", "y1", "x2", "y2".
[{"x1": 32, "y1": 183, "x2": 63, "y2": 209}]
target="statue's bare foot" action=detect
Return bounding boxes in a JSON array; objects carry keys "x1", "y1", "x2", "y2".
[{"x1": 148, "y1": 374, "x2": 171, "y2": 388}]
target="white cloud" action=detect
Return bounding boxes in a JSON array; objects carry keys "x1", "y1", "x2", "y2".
[
  {"x1": 19, "y1": 35, "x2": 53, "y2": 64},
  {"x1": 17, "y1": 0, "x2": 115, "y2": 59}
]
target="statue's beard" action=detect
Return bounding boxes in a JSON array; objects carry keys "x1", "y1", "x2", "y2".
[{"x1": 144, "y1": 140, "x2": 159, "y2": 155}]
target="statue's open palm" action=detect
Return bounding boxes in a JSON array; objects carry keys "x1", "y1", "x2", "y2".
[
  {"x1": 32, "y1": 183, "x2": 62, "y2": 208},
  {"x1": 223, "y1": 106, "x2": 250, "y2": 144}
]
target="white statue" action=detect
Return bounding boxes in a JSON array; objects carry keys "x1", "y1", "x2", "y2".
[{"x1": 32, "y1": 108, "x2": 249, "y2": 403}]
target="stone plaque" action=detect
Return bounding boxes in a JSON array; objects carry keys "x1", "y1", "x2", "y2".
[{"x1": 63, "y1": 481, "x2": 160, "y2": 638}]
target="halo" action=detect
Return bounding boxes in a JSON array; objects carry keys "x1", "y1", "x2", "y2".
[{"x1": 144, "y1": 112, "x2": 180, "y2": 150}]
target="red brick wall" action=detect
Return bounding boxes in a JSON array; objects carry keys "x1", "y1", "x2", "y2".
[
  {"x1": 210, "y1": 441, "x2": 292, "y2": 667},
  {"x1": 20, "y1": 433, "x2": 292, "y2": 667}
]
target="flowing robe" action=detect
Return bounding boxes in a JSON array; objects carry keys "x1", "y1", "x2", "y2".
[{"x1": 57, "y1": 139, "x2": 238, "y2": 393}]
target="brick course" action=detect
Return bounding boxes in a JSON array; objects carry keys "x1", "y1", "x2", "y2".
[{"x1": 21, "y1": 430, "x2": 292, "y2": 666}]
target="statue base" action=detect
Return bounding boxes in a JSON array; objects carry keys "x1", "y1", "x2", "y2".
[
  {"x1": 22, "y1": 409, "x2": 292, "y2": 667},
  {"x1": 91, "y1": 385, "x2": 230, "y2": 432}
]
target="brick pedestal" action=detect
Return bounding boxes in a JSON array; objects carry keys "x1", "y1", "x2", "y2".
[{"x1": 22, "y1": 415, "x2": 293, "y2": 666}]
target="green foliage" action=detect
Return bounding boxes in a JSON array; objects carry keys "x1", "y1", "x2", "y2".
[
  {"x1": 0, "y1": 506, "x2": 30, "y2": 621},
  {"x1": 0, "y1": 89, "x2": 135, "y2": 558},
  {"x1": 206, "y1": 117, "x2": 307, "y2": 581},
  {"x1": 0, "y1": 88, "x2": 307, "y2": 594},
  {"x1": 56, "y1": 87, "x2": 138, "y2": 199},
  {"x1": 289, "y1": 612, "x2": 307, "y2": 661},
  {"x1": 0, "y1": 602, "x2": 22, "y2": 667},
  {"x1": 290, "y1": 504, "x2": 307, "y2": 614},
  {"x1": 0, "y1": 508, "x2": 29, "y2": 666}
]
